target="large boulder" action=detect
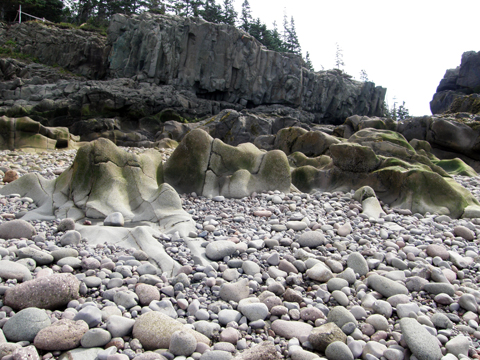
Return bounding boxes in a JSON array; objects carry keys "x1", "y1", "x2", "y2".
[{"x1": 164, "y1": 129, "x2": 291, "y2": 198}]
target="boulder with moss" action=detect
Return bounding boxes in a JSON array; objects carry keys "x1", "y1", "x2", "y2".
[
  {"x1": 0, "y1": 116, "x2": 76, "y2": 150},
  {"x1": 290, "y1": 127, "x2": 480, "y2": 218},
  {"x1": 164, "y1": 129, "x2": 291, "y2": 198}
]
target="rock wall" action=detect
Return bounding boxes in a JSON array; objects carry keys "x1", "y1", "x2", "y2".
[
  {"x1": 106, "y1": 13, "x2": 386, "y2": 124},
  {"x1": 430, "y1": 50, "x2": 480, "y2": 114}
]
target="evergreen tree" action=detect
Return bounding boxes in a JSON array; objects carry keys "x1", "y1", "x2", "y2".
[
  {"x1": 285, "y1": 16, "x2": 301, "y2": 54},
  {"x1": 360, "y1": 69, "x2": 368, "y2": 81},
  {"x1": 335, "y1": 42, "x2": 345, "y2": 70},
  {"x1": 168, "y1": 0, "x2": 204, "y2": 17},
  {"x1": 240, "y1": 0, "x2": 252, "y2": 32},
  {"x1": 200, "y1": 0, "x2": 222, "y2": 23},
  {"x1": 221, "y1": 0, "x2": 237, "y2": 25},
  {"x1": 304, "y1": 52, "x2": 314, "y2": 71}
]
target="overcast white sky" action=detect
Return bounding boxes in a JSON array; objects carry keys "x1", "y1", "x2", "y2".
[{"x1": 235, "y1": 0, "x2": 479, "y2": 116}]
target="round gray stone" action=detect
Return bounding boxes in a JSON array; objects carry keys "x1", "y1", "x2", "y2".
[
  {"x1": 297, "y1": 231, "x2": 325, "y2": 248},
  {"x1": 169, "y1": 330, "x2": 197, "y2": 356},
  {"x1": 325, "y1": 341, "x2": 354, "y2": 360},
  {"x1": 205, "y1": 240, "x2": 236, "y2": 261},
  {"x1": 346, "y1": 252, "x2": 368, "y2": 276},
  {"x1": 80, "y1": 328, "x2": 112, "y2": 348},
  {"x1": 3, "y1": 307, "x2": 50, "y2": 342}
]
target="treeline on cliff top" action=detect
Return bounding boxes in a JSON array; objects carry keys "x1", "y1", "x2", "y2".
[{"x1": 1, "y1": 0, "x2": 314, "y2": 70}]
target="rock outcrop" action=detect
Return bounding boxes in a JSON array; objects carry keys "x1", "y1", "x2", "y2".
[
  {"x1": 107, "y1": 13, "x2": 386, "y2": 124},
  {"x1": 0, "y1": 13, "x2": 386, "y2": 140},
  {"x1": 164, "y1": 129, "x2": 291, "y2": 198},
  {"x1": 0, "y1": 116, "x2": 75, "y2": 150},
  {"x1": 1, "y1": 21, "x2": 109, "y2": 79},
  {"x1": 430, "y1": 50, "x2": 480, "y2": 114}
]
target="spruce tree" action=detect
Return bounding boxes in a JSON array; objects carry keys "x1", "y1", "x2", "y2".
[
  {"x1": 305, "y1": 52, "x2": 314, "y2": 71},
  {"x1": 221, "y1": 0, "x2": 237, "y2": 25},
  {"x1": 200, "y1": 0, "x2": 222, "y2": 23},
  {"x1": 286, "y1": 16, "x2": 301, "y2": 54},
  {"x1": 335, "y1": 42, "x2": 345, "y2": 70},
  {"x1": 240, "y1": 0, "x2": 252, "y2": 32}
]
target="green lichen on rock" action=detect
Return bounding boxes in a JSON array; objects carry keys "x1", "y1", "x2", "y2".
[
  {"x1": 288, "y1": 152, "x2": 332, "y2": 169},
  {"x1": 163, "y1": 129, "x2": 213, "y2": 195},
  {"x1": 330, "y1": 143, "x2": 381, "y2": 173},
  {"x1": 274, "y1": 127, "x2": 308, "y2": 155},
  {"x1": 291, "y1": 166, "x2": 319, "y2": 193},
  {"x1": 432, "y1": 158, "x2": 477, "y2": 177},
  {"x1": 374, "y1": 167, "x2": 478, "y2": 218},
  {"x1": 210, "y1": 140, "x2": 264, "y2": 176}
]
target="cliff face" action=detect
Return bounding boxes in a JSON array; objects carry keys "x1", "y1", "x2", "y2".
[
  {"x1": 106, "y1": 13, "x2": 386, "y2": 124},
  {"x1": 0, "y1": 13, "x2": 386, "y2": 128},
  {"x1": 1, "y1": 22, "x2": 109, "y2": 79},
  {"x1": 431, "y1": 50, "x2": 480, "y2": 114}
]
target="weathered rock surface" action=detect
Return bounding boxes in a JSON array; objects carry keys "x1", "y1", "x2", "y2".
[
  {"x1": 164, "y1": 129, "x2": 291, "y2": 198},
  {"x1": 0, "y1": 116, "x2": 74, "y2": 150},
  {"x1": 107, "y1": 13, "x2": 385, "y2": 124},
  {"x1": 0, "y1": 13, "x2": 386, "y2": 145},
  {"x1": 430, "y1": 50, "x2": 480, "y2": 114}
]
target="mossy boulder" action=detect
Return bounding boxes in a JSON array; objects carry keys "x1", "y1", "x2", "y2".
[
  {"x1": 330, "y1": 143, "x2": 381, "y2": 173},
  {"x1": 274, "y1": 127, "x2": 308, "y2": 155},
  {"x1": 290, "y1": 130, "x2": 340, "y2": 157},
  {"x1": 164, "y1": 129, "x2": 291, "y2": 198},
  {"x1": 348, "y1": 128, "x2": 415, "y2": 158},
  {"x1": 288, "y1": 152, "x2": 333, "y2": 169},
  {"x1": 164, "y1": 129, "x2": 213, "y2": 195},
  {"x1": 0, "y1": 116, "x2": 72, "y2": 150},
  {"x1": 374, "y1": 167, "x2": 479, "y2": 218},
  {"x1": 432, "y1": 158, "x2": 477, "y2": 177}
]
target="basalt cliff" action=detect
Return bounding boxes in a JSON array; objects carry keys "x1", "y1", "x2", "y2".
[{"x1": 0, "y1": 12, "x2": 386, "y2": 145}]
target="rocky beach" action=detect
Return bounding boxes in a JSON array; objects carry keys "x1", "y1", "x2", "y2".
[
  {"x1": 0, "y1": 145, "x2": 478, "y2": 360},
  {"x1": 1, "y1": 10, "x2": 480, "y2": 360}
]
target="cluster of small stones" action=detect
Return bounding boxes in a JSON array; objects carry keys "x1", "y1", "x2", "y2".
[{"x1": 0, "y1": 148, "x2": 479, "y2": 360}]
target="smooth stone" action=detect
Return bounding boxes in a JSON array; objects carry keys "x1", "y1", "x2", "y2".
[
  {"x1": 34, "y1": 319, "x2": 89, "y2": 351},
  {"x1": 362, "y1": 341, "x2": 387, "y2": 359},
  {"x1": 347, "y1": 253, "x2": 369, "y2": 276},
  {"x1": 219, "y1": 279, "x2": 249, "y2": 303},
  {"x1": 297, "y1": 231, "x2": 325, "y2": 247},
  {"x1": 423, "y1": 283, "x2": 455, "y2": 297},
  {"x1": 0, "y1": 260, "x2": 32, "y2": 282},
  {"x1": 58, "y1": 347, "x2": 102, "y2": 360},
  {"x1": 431, "y1": 313, "x2": 453, "y2": 329},
  {"x1": 327, "y1": 306, "x2": 358, "y2": 328},
  {"x1": 104, "y1": 212, "x2": 125, "y2": 227},
  {"x1": 205, "y1": 241, "x2": 236, "y2": 261},
  {"x1": 135, "y1": 283, "x2": 160, "y2": 306},
  {"x1": 81, "y1": 328, "x2": 112, "y2": 348},
  {"x1": 169, "y1": 330, "x2": 197, "y2": 356},
  {"x1": 106, "y1": 315, "x2": 136, "y2": 337},
  {"x1": 306, "y1": 262, "x2": 334, "y2": 282},
  {"x1": 445, "y1": 335, "x2": 469, "y2": 357},
  {"x1": 400, "y1": 318, "x2": 442, "y2": 360},
  {"x1": 3, "y1": 307, "x2": 50, "y2": 342},
  {"x1": 17, "y1": 247, "x2": 54, "y2": 265},
  {"x1": 396, "y1": 303, "x2": 420, "y2": 319},
  {"x1": 0, "y1": 219, "x2": 36, "y2": 239},
  {"x1": 367, "y1": 274, "x2": 408, "y2": 297},
  {"x1": 60, "y1": 230, "x2": 82, "y2": 246},
  {"x1": 286, "y1": 221, "x2": 308, "y2": 231},
  {"x1": 4, "y1": 273, "x2": 80, "y2": 310},
  {"x1": 325, "y1": 341, "x2": 354, "y2": 360},
  {"x1": 113, "y1": 291, "x2": 138, "y2": 309},
  {"x1": 218, "y1": 310, "x2": 242, "y2": 326},
  {"x1": 458, "y1": 293, "x2": 478, "y2": 313},
  {"x1": 271, "y1": 320, "x2": 313, "y2": 343},
  {"x1": 74, "y1": 305, "x2": 102, "y2": 327},
  {"x1": 132, "y1": 311, "x2": 210, "y2": 350}
]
